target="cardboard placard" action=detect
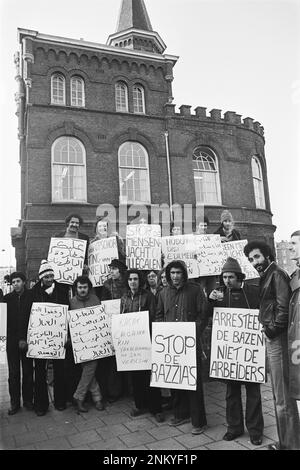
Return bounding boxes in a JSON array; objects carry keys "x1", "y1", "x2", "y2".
[
  {"x1": 221, "y1": 240, "x2": 259, "y2": 280},
  {"x1": 126, "y1": 224, "x2": 161, "y2": 270},
  {"x1": 88, "y1": 237, "x2": 119, "y2": 287},
  {"x1": 48, "y1": 238, "x2": 87, "y2": 285}
]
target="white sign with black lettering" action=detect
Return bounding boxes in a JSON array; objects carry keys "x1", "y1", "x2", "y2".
[
  {"x1": 88, "y1": 237, "x2": 119, "y2": 287},
  {"x1": 126, "y1": 224, "x2": 161, "y2": 271},
  {"x1": 48, "y1": 238, "x2": 87, "y2": 285}
]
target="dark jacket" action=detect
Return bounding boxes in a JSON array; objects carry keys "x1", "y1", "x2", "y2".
[
  {"x1": 156, "y1": 261, "x2": 208, "y2": 333},
  {"x1": 214, "y1": 226, "x2": 241, "y2": 242},
  {"x1": 54, "y1": 231, "x2": 89, "y2": 264},
  {"x1": 210, "y1": 283, "x2": 260, "y2": 310},
  {"x1": 101, "y1": 277, "x2": 128, "y2": 301},
  {"x1": 2, "y1": 289, "x2": 33, "y2": 345},
  {"x1": 288, "y1": 268, "x2": 300, "y2": 399},
  {"x1": 258, "y1": 262, "x2": 291, "y2": 339},
  {"x1": 120, "y1": 288, "x2": 156, "y2": 323},
  {"x1": 69, "y1": 292, "x2": 100, "y2": 310},
  {"x1": 31, "y1": 280, "x2": 69, "y2": 306}
]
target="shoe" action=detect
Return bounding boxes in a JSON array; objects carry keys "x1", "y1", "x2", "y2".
[
  {"x1": 154, "y1": 413, "x2": 165, "y2": 423},
  {"x1": 130, "y1": 407, "x2": 147, "y2": 417},
  {"x1": 169, "y1": 417, "x2": 190, "y2": 427},
  {"x1": 192, "y1": 425, "x2": 207, "y2": 435},
  {"x1": 74, "y1": 399, "x2": 88, "y2": 413},
  {"x1": 23, "y1": 402, "x2": 34, "y2": 411},
  {"x1": 95, "y1": 401, "x2": 104, "y2": 411},
  {"x1": 8, "y1": 406, "x2": 20, "y2": 416},
  {"x1": 268, "y1": 442, "x2": 281, "y2": 450},
  {"x1": 35, "y1": 409, "x2": 47, "y2": 417},
  {"x1": 223, "y1": 431, "x2": 243, "y2": 441},
  {"x1": 55, "y1": 404, "x2": 66, "y2": 411},
  {"x1": 250, "y1": 435, "x2": 263, "y2": 446}
]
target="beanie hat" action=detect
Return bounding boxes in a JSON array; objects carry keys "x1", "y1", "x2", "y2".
[
  {"x1": 108, "y1": 259, "x2": 128, "y2": 272},
  {"x1": 221, "y1": 210, "x2": 234, "y2": 224},
  {"x1": 39, "y1": 259, "x2": 54, "y2": 279},
  {"x1": 221, "y1": 257, "x2": 245, "y2": 278}
]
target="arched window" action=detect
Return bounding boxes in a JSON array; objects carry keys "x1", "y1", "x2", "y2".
[
  {"x1": 193, "y1": 147, "x2": 222, "y2": 205},
  {"x1": 52, "y1": 137, "x2": 87, "y2": 202},
  {"x1": 118, "y1": 142, "x2": 151, "y2": 203},
  {"x1": 115, "y1": 82, "x2": 128, "y2": 112},
  {"x1": 252, "y1": 156, "x2": 266, "y2": 209},
  {"x1": 71, "y1": 76, "x2": 85, "y2": 107},
  {"x1": 133, "y1": 85, "x2": 145, "y2": 114},
  {"x1": 51, "y1": 73, "x2": 65, "y2": 105}
]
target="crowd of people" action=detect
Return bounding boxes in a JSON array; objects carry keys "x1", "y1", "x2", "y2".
[{"x1": 1, "y1": 210, "x2": 300, "y2": 451}]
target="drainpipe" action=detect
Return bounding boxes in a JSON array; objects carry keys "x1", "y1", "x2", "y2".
[{"x1": 164, "y1": 131, "x2": 173, "y2": 221}]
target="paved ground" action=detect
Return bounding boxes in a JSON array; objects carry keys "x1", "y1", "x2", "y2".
[{"x1": 0, "y1": 363, "x2": 279, "y2": 451}]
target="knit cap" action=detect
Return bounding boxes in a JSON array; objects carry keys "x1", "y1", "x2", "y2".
[
  {"x1": 221, "y1": 210, "x2": 233, "y2": 224},
  {"x1": 221, "y1": 257, "x2": 245, "y2": 278},
  {"x1": 38, "y1": 259, "x2": 54, "y2": 279}
]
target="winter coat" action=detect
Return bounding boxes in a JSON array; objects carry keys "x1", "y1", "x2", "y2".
[
  {"x1": 288, "y1": 268, "x2": 300, "y2": 400},
  {"x1": 214, "y1": 226, "x2": 241, "y2": 242},
  {"x1": 120, "y1": 288, "x2": 156, "y2": 323},
  {"x1": 69, "y1": 292, "x2": 101, "y2": 310},
  {"x1": 258, "y1": 262, "x2": 291, "y2": 339},
  {"x1": 101, "y1": 277, "x2": 128, "y2": 301},
  {"x1": 31, "y1": 280, "x2": 69, "y2": 306},
  {"x1": 210, "y1": 283, "x2": 260, "y2": 310},
  {"x1": 2, "y1": 288, "x2": 33, "y2": 347}
]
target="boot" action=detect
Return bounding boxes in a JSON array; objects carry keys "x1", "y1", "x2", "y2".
[{"x1": 74, "y1": 399, "x2": 88, "y2": 413}]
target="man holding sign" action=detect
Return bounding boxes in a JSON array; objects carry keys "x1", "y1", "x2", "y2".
[
  {"x1": 209, "y1": 258, "x2": 264, "y2": 446},
  {"x1": 156, "y1": 260, "x2": 208, "y2": 435}
]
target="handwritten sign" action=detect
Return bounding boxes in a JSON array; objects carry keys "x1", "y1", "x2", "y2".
[
  {"x1": 126, "y1": 224, "x2": 161, "y2": 270},
  {"x1": 101, "y1": 299, "x2": 121, "y2": 354},
  {"x1": 111, "y1": 311, "x2": 152, "y2": 371},
  {"x1": 0, "y1": 304, "x2": 7, "y2": 364},
  {"x1": 150, "y1": 322, "x2": 197, "y2": 391},
  {"x1": 27, "y1": 303, "x2": 68, "y2": 359},
  {"x1": 88, "y1": 237, "x2": 118, "y2": 287},
  {"x1": 161, "y1": 234, "x2": 196, "y2": 277},
  {"x1": 192, "y1": 234, "x2": 224, "y2": 277},
  {"x1": 48, "y1": 238, "x2": 87, "y2": 285},
  {"x1": 221, "y1": 240, "x2": 259, "y2": 280},
  {"x1": 210, "y1": 307, "x2": 266, "y2": 383},
  {"x1": 68, "y1": 304, "x2": 114, "y2": 364}
]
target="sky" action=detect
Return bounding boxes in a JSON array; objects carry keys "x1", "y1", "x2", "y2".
[{"x1": 0, "y1": 0, "x2": 299, "y2": 266}]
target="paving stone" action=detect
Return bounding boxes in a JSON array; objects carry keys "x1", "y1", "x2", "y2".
[
  {"x1": 89, "y1": 438, "x2": 128, "y2": 450},
  {"x1": 15, "y1": 430, "x2": 48, "y2": 447},
  {"x1": 263, "y1": 425, "x2": 278, "y2": 440},
  {"x1": 0, "y1": 423, "x2": 27, "y2": 436},
  {"x1": 25, "y1": 417, "x2": 57, "y2": 431},
  {"x1": 74, "y1": 417, "x2": 105, "y2": 432},
  {"x1": 148, "y1": 425, "x2": 183, "y2": 440},
  {"x1": 235, "y1": 434, "x2": 274, "y2": 450},
  {"x1": 0, "y1": 435, "x2": 16, "y2": 449},
  {"x1": 16, "y1": 445, "x2": 36, "y2": 450},
  {"x1": 174, "y1": 432, "x2": 213, "y2": 449},
  {"x1": 35, "y1": 437, "x2": 72, "y2": 450},
  {"x1": 101, "y1": 412, "x2": 131, "y2": 425},
  {"x1": 96, "y1": 424, "x2": 130, "y2": 440},
  {"x1": 119, "y1": 430, "x2": 156, "y2": 447},
  {"x1": 202, "y1": 424, "x2": 227, "y2": 441},
  {"x1": 130, "y1": 446, "x2": 148, "y2": 450},
  {"x1": 206, "y1": 440, "x2": 248, "y2": 450},
  {"x1": 146, "y1": 438, "x2": 186, "y2": 451},
  {"x1": 45, "y1": 423, "x2": 79, "y2": 438},
  {"x1": 123, "y1": 417, "x2": 156, "y2": 432},
  {"x1": 206, "y1": 413, "x2": 226, "y2": 426},
  {"x1": 71, "y1": 445, "x2": 91, "y2": 450},
  {"x1": 205, "y1": 403, "x2": 225, "y2": 414},
  {"x1": 191, "y1": 446, "x2": 209, "y2": 450},
  {"x1": 68, "y1": 430, "x2": 102, "y2": 447}
]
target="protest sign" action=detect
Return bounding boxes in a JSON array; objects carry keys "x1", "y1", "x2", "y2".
[
  {"x1": 150, "y1": 322, "x2": 197, "y2": 391},
  {"x1": 88, "y1": 237, "x2": 118, "y2": 287},
  {"x1": 210, "y1": 307, "x2": 266, "y2": 383},
  {"x1": 126, "y1": 224, "x2": 161, "y2": 270},
  {"x1": 161, "y1": 234, "x2": 196, "y2": 277},
  {"x1": 0, "y1": 304, "x2": 7, "y2": 364},
  {"x1": 192, "y1": 234, "x2": 223, "y2": 277},
  {"x1": 221, "y1": 240, "x2": 259, "y2": 280},
  {"x1": 27, "y1": 303, "x2": 68, "y2": 359},
  {"x1": 68, "y1": 304, "x2": 114, "y2": 364},
  {"x1": 101, "y1": 299, "x2": 121, "y2": 354},
  {"x1": 111, "y1": 311, "x2": 152, "y2": 371},
  {"x1": 48, "y1": 238, "x2": 87, "y2": 285}
]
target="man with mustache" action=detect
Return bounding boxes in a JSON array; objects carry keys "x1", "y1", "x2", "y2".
[{"x1": 244, "y1": 241, "x2": 300, "y2": 450}]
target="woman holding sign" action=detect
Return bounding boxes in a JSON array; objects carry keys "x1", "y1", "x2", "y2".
[{"x1": 120, "y1": 269, "x2": 164, "y2": 423}]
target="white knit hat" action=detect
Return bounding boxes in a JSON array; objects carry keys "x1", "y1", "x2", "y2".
[{"x1": 38, "y1": 259, "x2": 54, "y2": 279}]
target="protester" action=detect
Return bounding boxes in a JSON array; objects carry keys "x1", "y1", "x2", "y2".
[
  {"x1": 214, "y1": 210, "x2": 241, "y2": 243},
  {"x1": 156, "y1": 260, "x2": 208, "y2": 435},
  {"x1": 195, "y1": 215, "x2": 217, "y2": 296},
  {"x1": 288, "y1": 230, "x2": 300, "y2": 403},
  {"x1": 244, "y1": 241, "x2": 300, "y2": 450},
  {"x1": 0, "y1": 288, "x2": 3, "y2": 301},
  {"x1": 120, "y1": 269, "x2": 164, "y2": 422},
  {"x1": 209, "y1": 257, "x2": 264, "y2": 445},
  {"x1": 70, "y1": 276, "x2": 104, "y2": 413},
  {"x1": 95, "y1": 259, "x2": 128, "y2": 404},
  {"x1": 157, "y1": 267, "x2": 168, "y2": 289},
  {"x1": 91, "y1": 218, "x2": 126, "y2": 264},
  {"x1": 2, "y1": 272, "x2": 33, "y2": 415},
  {"x1": 55, "y1": 213, "x2": 89, "y2": 267},
  {"x1": 31, "y1": 260, "x2": 70, "y2": 415},
  {"x1": 144, "y1": 270, "x2": 161, "y2": 302},
  {"x1": 196, "y1": 215, "x2": 209, "y2": 235},
  {"x1": 170, "y1": 223, "x2": 182, "y2": 236}
]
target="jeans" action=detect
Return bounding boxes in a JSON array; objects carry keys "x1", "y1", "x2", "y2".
[
  {"x1": 73, "y1": 360, "x2": 102, "y2": 402},
  {"x1": 226, "y1": 381, "x2": 264, "y2": 436},
  {"x1": 266, "y1": 332, "x2": 300, "y2": 450}
]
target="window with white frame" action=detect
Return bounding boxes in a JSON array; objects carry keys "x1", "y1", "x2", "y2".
[
  {"x1": 52, "y1": 137, "x2": 87, "y2": 202},
  {"x1": 71, "y1": 76, "x2": 85, "y2": 107},
  {"x1": 252, "y1": 156, "x2": 266, "y2": 209},
  {"x1": 133, "y1": 85, "x2": 145, "y2": 114},
  {"x1": 51, "y1": 73, "x2": 66, "y2": 105},
  {"x1": 115, "y1": 82, "x2": 128, "y2": 112},
  {"x1": 193, "y1": 147, "x2": 222, "y2": 205},
  {"x1": 118, "y1": 142, "x2": 151, "y2": 203}
]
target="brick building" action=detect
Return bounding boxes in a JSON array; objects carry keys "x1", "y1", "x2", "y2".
[
  {"x1": 12, "y1": 0, "x2": 276, "y2": 280},
  {"x1": 276, "y1": 241, "x2": 295, "y2": 275}
]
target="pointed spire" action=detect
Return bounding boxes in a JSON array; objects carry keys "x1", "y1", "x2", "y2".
[
  {"x1": 117, "y1": 0, "x2": 153, "y2": 33},
  {"x1": 107, "y1": 0, "x2": 166, "y2": 55}
]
